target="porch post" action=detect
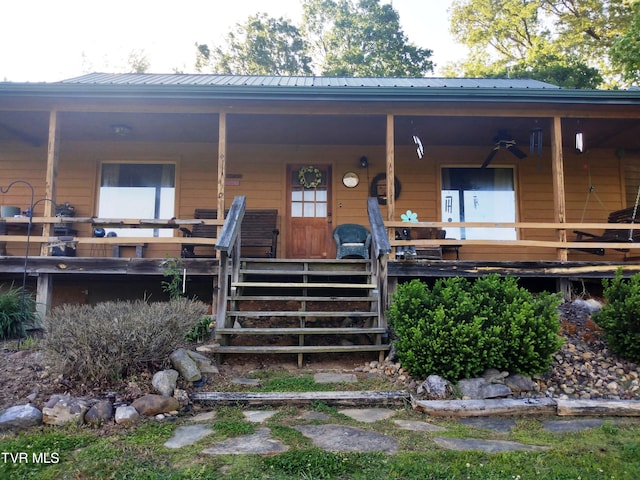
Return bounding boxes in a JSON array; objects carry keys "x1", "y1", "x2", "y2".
[
  {"x1": 550, "y1": 115, "x2": 567, "y2": 261},
  {"x1": 385, "y1": 114, "x2": 395, "y2": 222},
  {"x1": 217, "y1": 111, "x2": 227, "y2": 220},
  {"x1": 42, "y1": 110, "x2": 59, "y2": 252},
  {"x1": 36, "y1": 110, "x2": 60, "y2": 322}
]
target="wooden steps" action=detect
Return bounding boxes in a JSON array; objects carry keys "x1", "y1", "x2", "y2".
[
  {"x1": 216, "y1": 327, "x2": 387, "y2": 335},
  {"x1": 214, "y1": 258, "x2": 389, "y2": 366}
]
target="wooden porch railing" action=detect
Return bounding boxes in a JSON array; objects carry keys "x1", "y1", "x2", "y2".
[
  {"x1": 367, "y1": 197, "x2": 392, "y2": 324},
  {"x1": 214, "y1": 195, "x2": 246, "y2": 325},
  {"x1": 0, "y1": 216, "x2": 224, "y2": 254},
  {"x1": 385, "y1": 220, "x2": 640, "y2": 257}
]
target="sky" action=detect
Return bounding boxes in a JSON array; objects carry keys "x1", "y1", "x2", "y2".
[{"x1": 1, "y1": 0, "x2": 467, "y2": 83}]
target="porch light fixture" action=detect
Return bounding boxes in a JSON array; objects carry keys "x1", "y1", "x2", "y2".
[{"x1": 111, "y1": 124, "x2": 132, "y2": 137}]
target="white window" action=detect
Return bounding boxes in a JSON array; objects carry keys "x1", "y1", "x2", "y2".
[
  {"x1": 98, "y1": 163, "x2": 175, "y2": 237},
  {"x1": 441, "y1": 167, "x2": 516, "y2": 240}
]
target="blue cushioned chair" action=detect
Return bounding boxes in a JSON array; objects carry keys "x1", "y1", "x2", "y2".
[{"x1": 333, "y1": 224, "x2": 371, "y2": 259}]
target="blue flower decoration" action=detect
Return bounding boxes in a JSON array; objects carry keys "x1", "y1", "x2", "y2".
[{"x1": 401, "y1": 210, "x2": 418, "y2": 223}]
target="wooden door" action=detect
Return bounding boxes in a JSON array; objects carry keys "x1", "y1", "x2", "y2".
[{"x1": 286, "y1": 164, "x2": 333, "y2": 258}]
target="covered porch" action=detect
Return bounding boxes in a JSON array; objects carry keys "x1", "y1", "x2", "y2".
[{"x1": 2, "y1": 74, "x2": 640, "y2": 321}]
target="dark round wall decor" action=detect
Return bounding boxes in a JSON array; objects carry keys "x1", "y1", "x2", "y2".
[{"x1": 370, "y1": 173, "x2": 401, "y2": 205}]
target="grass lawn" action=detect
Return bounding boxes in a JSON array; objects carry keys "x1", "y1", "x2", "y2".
[{"x1": 2, "y1": 398, "x2": 640, "y2": 480}]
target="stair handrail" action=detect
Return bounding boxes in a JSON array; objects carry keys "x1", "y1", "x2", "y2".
[
  {"x1": 367, "y1": 197, "x2": 391, "y2": 330},
  {"x1": 216, "y1": 195, "x2": 246, "y2": 254},
  {"x1": 367, "y1": 197, "x2": 391, "y2": 258},
  {"x1": 215, "y1": 195, "x2": 246, "y2": 329}
]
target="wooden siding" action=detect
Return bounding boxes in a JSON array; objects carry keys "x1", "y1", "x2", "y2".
[{"x1": 0, "y1": 137, "x2": 631, "y2": 262}]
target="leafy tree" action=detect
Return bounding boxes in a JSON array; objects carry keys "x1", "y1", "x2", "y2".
[
  {"x1": 196, "y1": 13, "x2": 312, "y2": 75},
  {"x1": 196, "y1": 0, "x2": 433, "y2": 77},
  {"x1": 448, "y1": 0, "x2": 634, "y2": 87},
  {"x1": 302, "y1": 0, "x2": 433, "y2": 76},
  {"x1": 610, "y1": 0, "x2": 640, "y2": 84},
  {"x1": 126, "y1": 49, "x2": 150, "y2": 74}
]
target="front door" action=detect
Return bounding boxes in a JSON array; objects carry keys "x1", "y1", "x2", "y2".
[{"x1": 286, "y1": 164, "x2": 333, "y2": 258}]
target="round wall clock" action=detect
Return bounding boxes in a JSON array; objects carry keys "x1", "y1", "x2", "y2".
[{"x1": 342, "y1": 171, "x2": 360, "y2": 188}]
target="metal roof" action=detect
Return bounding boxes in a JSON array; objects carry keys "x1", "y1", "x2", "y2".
[
  {"x1": 59, "y1": 73, "x2": 560, "y2": 90},
  {"x1": 2, "y1": 73, "x2": 640, "y2": 106}
]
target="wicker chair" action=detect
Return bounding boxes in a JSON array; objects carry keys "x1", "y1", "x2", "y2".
[{"x1": 333, "y1": 224, "x2": 371, "y2": 259}]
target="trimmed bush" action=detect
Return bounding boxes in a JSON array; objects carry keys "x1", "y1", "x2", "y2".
[
  {"x1": 387, "y1": 275, "x2": 563, "y2": 381},
  {"x1": 43, "y1": 298, "x2": 208, "y2": 383},
  {"x1": 0, "y1": 284, "x2": 37, "y2": 339},
  {"x1": 594, "y1": 270, "x2": 640, "y2": 362}
]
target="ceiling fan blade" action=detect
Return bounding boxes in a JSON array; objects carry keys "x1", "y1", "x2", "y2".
[
  {"x1": 481, "y1": 148, "x2": 499, "y2": 168},
  {"x1": 507, "y1": 144, "x2": 527, "y2": 159}
]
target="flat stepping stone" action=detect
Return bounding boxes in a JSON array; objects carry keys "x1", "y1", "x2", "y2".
[
  {"x1": 201, "y1": 427, "x2": 288, "y2": 455},
  {"x1": 188, "y1": 411, "x2": 216, "y2": 423},
  {"x1": 314, "y1": 372, "x2": 357, "y2": 383},
  {"x1": 294, "y1": 424, "x2": 398, "y2": 453},
  {"x1": 164, "y1": 425, "x2": 213, "y2": 449},
  {"x1": 300, "y1": 411, "x2": 332, "y2": 421},
  {"x1": 459, "y1": 417, "x2": 516, "y2": 433},
  {"x1": 393, "y1": 419, "x2": 447, "y2": 432},
  {"x1": 543, "y1": 418, "x2": 605, "y2": 433},
  {"x1": 243, "y1": 410, "x2": 276, "y2": 423},
  {"x1": 339, "y1": 408, "x2": 396, "y2": 423},
  {"x1": 434, "y1": 437, "x2": 549, "y2": 453}
]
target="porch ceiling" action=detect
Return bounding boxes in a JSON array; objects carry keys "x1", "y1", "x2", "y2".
[{"x1": 1, "y1": 110, "x2": 639, "y2": 153}]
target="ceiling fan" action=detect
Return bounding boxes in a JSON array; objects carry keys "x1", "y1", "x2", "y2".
[{"x1": 481, "y1": 130, "x2": 527, "y2": 168}]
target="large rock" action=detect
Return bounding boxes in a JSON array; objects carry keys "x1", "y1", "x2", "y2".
[
  {"x1": 115, "y1": 405, "x2": 140, "y2": 426},
  {"x1": 457, "y1": 378, "x2": 512, "y2": 399},
  {"x1": 505, "y1": 374, "x2": 538, "y2": 393},
  {"x1": 186, "y1": 350, "x2": 219, "y2": 375},
  {"x1": 169, "y1": 348, "x2": 201, "y2": 382},
  {"x1": 0, "y1": 404, "x2": 42, "y2": 430},
  {"x1": 42, "y1": 395, "x2": 89, "y2": 426},
  {"x1": 132, "y1": 394, "x2": 180, "y2": 416},
  {"x1": 417, "y1": 375, "x2": 453, "y2": 399},
  {"x1": 152, "y1": 369, "x2": 179, "y2": 396},
  {"x1": 84, "y1": 400, "x2": 114, "y2": 424}
]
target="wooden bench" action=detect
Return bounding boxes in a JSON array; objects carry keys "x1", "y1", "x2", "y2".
[
  {"x1": 574, "y1": 206, "x2": 640, "y2": 255},
  {"x1": 395, "y1": 227, "x2": 460, "y2": 260},
  {"x1": 181, "y1": 208, "x2": 279, "y2": 258}
]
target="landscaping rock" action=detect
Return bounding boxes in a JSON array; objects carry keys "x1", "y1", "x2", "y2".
[
  {"x1": 416, "y1": 375, "x2": 452, "y2": 399},
  {"x1": 457, "y1": 378, "x2": 512, "y2": 399},
  {"x1": 152, "y1": 369, "x2": 179, "y2": 396},
  {"x1": 0, "y1": 404, "x2": 42, "y2": 430},
  {"x1": 505, "y1": 373, "x2": 538, "y2": 393},
  {"x1": 186, "y1": 350, "x2": 219, "y2": 375},
  {"x1": 115, "y1": 405, "x2": 140, "y2": 425},
  {"x1": 173, "y1": 388, "x2": 190, "y2": 409},
  {"x1": 132, "y1": 394, "x2": 180, "y2": 416},
  {"x1": 169, "y1": 348, "x2": 201, "y2": 382},
  {"x1": 42, "y1": 395, "x2": 89, "y2": 426},
  {"x1": 84, "y1": 400, "x2": 114, "y2": 424}
]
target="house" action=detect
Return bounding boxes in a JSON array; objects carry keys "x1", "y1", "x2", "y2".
[{"x1": 1, "y1": 74, "x2": 640, "y2": 361}]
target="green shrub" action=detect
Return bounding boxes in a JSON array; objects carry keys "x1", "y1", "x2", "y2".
[
  {"x1": 0, "y1": 284, "x2": 37, "y2": 339},
  {"x1": 43, "y1": 298, "x2": 208, "y2": 383},
  {"x1": 594, "y1": 270, "x2": 640, "y2": 362},
  {"x1": 387, "y1": 275, "x2": 563, "y2": 381}
]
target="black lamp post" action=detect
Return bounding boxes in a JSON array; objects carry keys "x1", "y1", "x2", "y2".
[{"x1": 0, "y1": 180, "x2": 35, "y2": 346}]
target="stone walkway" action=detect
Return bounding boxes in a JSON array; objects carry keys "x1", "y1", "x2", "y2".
[{"x1": 163, "y1": 406, "x2": 610, "y2": 455}]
